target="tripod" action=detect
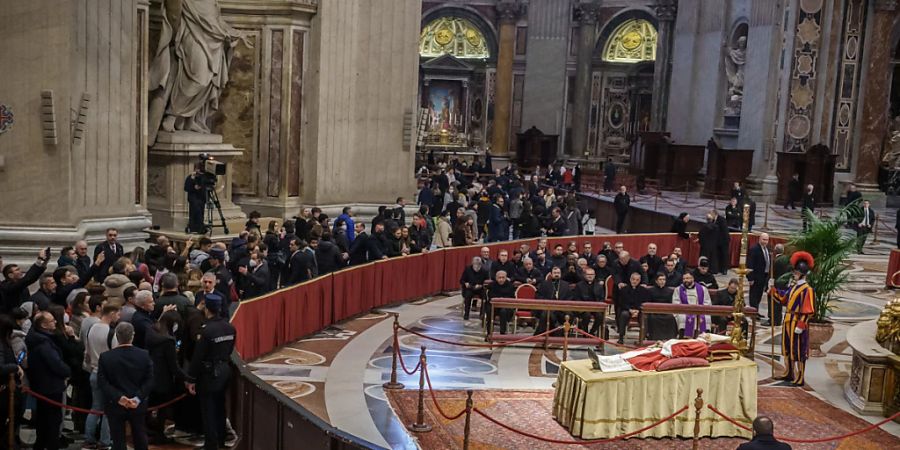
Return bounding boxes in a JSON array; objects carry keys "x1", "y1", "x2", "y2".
[{"x1": 204, "y1": 186, "x2": 230, "y2": 235}]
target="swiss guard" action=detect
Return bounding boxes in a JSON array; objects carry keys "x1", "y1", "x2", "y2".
[{"x1": 770, "y1": 251, "x2": 815, "y2": 386}]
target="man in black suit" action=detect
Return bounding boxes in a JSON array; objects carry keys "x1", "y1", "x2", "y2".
[
  {"x1": 93, "y1": 227, "x2": 124, "y2": 282},
  {"x1": 855, "y1": 200, "x2": 876, "y2": 254},
  {"x1": 747, "y1": 233, "x2": 771, "y2": 321},
  {"x1": 284, "y1": 238, "x2": 315, "y2": 286},
  {"x1": 366, "y1": 223, "x2": 389, "y2": 262},
  {"x1": 0, "y1": 248, "x2": 48, "y2": 314},
  {"x1": 785, "y1": 173, "x2": 801, "y2": 210},
  {"x1": 801, "y1": 184, "x2": 815, "y2": 232},
  {"x1": 25, "y1": 311, "x2": 71, "y2": 450},
  {"x1": 98, "y1": 322, "x2": 154, "y2": 450},
  {"x1": 574, "y1": 268, "x2": 605, "y2": 335},
  {"x1": 348, "y1": 222, "x2": 369, "y2": 265},
  {"x1": 713, "y1": 210, "x2": 731, "y2": 275},
  {"x1": 736, "y1": 416, "x2": 792, "y2": 450},
  {"x1": 613, "y1": 185, "x2": 630, "y2": 234}
]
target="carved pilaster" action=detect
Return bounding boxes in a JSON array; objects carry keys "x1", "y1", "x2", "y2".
[
  {"x1": 492, "y1": 0, "x2": 526, "y2": 155},
  {"x1": 571, "y1": 1, "x2": 602, "y2": 156},
  {"x1": 650, "y1": 0, "x2": 677, "y2": 131}
]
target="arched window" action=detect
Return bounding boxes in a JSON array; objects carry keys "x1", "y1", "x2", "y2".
[
  {"x1": 601, "y1": 19, "x2": 657, "y2": 63},
  {"x1": 420, "y1": 17, "x2": 490, "y2": 59}
]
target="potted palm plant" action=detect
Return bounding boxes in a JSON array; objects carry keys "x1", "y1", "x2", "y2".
[{"x1": 784, "y1": 202, "x2": 861, "y2": 357}]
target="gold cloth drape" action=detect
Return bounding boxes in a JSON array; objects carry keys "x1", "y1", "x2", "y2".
[{"x1": 552, "y1": 358, "x2": 756, "y2": 439}]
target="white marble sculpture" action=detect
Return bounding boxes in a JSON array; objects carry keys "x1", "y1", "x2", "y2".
[
  {"x1": 148, "y1": 0, "x2": 251, "y2": 145},
  {"x1": 724, "y1": 36, "x2": 746, "y2": 116}
]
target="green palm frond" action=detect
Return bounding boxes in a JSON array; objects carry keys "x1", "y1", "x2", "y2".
[{"x1": 785, "y1": 203, "x2": 858, "y2": 322}]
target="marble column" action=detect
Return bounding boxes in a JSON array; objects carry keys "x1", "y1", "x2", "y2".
[
  {"x1": 491, "y1": 0, "x2": 524, "y2": 157},
  {"x1": 650, "y1": 0, "x2": 677, "y2": 131},
  {"x1": 570, "y1": 1, "x2": 602, "y2": 157},
  {"x1": 854, "y1": 0, "x2": 897, "y2": 205}
]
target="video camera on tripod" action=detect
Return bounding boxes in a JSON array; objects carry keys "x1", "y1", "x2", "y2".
[
  {"x1": 196, "y1": 153, "x2": 229, "y2": 235},
  {"x1": 198, "y1": 153, "x2": 226, "y2": 189}
]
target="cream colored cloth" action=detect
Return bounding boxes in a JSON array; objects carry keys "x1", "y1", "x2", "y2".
[{"x1": 552, "y1": 358, "x2": 756, "y2": 439}]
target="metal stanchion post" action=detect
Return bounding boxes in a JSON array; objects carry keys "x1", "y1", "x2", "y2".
[
  {"x1": 463, "y1": 390, "x2": 474, "y2": 450},
  {"x1": 563, "y1": 315, "x2": 570, "y2": 362},
  {"x1": 692, "y1": 388, "x2": 704, "y2": 450},
  {"x1": 383, "y1": 313, "x2": 405, "y2": 390},
  {"x1": 408, "y1": 346, "x2": 432, "y2": 433},
  {"x1": 655, "y1": 192, "x2": 659, "y2": 211},
  {"x1": 874, "y1": 214, "x2": 880, "y2": 244},
  {"x1": 763, "y1": 202, "x2": 769, "y2": 229}
]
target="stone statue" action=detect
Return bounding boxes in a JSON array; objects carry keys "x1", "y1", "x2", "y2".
[
  {"x1": 148, "y1": 0, "x2": 251, "y2": 145},
  {"x1": 881, "y1": 115, "x2": 900, "y2": 169},
  {"x1": 723, "y1": 35, "x2": 747, "y2": 116}
]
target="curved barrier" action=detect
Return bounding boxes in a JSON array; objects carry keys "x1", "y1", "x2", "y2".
[{"x1": 227, "y1": 232, "x2": 777, "y2": 448}]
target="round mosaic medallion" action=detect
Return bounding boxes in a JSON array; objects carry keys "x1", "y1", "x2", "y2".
[
  {"x1": 838, "y1": 103, "x2": 851, "y2": 126},
  {"x1": 271, "y1": 381, "x2": 316, "y2": 399},
  {"x1": 800, "y1": 0, "x2": 823, "y2": 13},
  {"x1": 788, "y1": 115, "x2": 811, "y2": 139},
  {"x1": 283, "y1": 348, "x2": 326, "y2": 366}
]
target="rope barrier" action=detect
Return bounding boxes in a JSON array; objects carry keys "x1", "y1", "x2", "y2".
[
  {"x1": 572, "y1": 327, "x2": 640, "y2": 350},
  {"x1": 22, "y1": 386, "x2": 186, "y2": 416},
  {"x1": 707, "y1": 403, "x2": 900, "y2": 444},
  {"x1": 423, "y1": 364, "x2": 467, "y2": 421},
  {"x1": 394, "y1": 333, "x2": 423, "y2": 375},
  {"x1": 472, "y1": 404, "x2": 689, "y2": 444},
  {"x1": 397, "y1": 325, "x2": 563, "y2": 348}
]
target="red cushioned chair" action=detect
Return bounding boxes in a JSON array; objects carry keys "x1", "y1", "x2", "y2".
[{"x1": 511, "y1": 283, "x2": 537, "y2": 335}]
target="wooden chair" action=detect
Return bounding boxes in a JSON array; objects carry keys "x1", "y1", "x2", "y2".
[{"x1": 511, "y1": 283, "x2": 537, "y2": 335}]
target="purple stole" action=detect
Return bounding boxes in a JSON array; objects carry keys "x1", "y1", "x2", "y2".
[{"x1": 679, "y1": 284, "x2": 707, "y2": 334}]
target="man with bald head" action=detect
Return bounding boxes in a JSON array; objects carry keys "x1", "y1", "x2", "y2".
[
  {"x1": 488, "y1": 270, "x2": 516, "y2": 334},
  {"x1": 74, "y1": 240, "x2": 93, "y2": 279},
  {"x1": 737, "y1": 416, "x2": 791, "y2": 449},
  {"x1": 747, "y1": 232, "x2": 771, "y2": 320},
  {"x1": 613, "y1": 251, "x2": 645, "y2": 290}
]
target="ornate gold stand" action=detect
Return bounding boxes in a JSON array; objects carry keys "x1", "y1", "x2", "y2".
[{"x1": 731, "y1": 204, "x2": 751, "y2": 354}]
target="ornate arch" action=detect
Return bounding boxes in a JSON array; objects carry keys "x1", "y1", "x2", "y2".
[
  {"x1": 421, "y1": 6, "x2": 498, "y2": 62},
  {"x1": 595, "y1": 9, "x2": 658, "y2": 62}
]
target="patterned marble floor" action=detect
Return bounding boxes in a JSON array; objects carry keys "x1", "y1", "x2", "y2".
[{"x1": 247, "y1": 246, "x2": 900, "y2": 449}]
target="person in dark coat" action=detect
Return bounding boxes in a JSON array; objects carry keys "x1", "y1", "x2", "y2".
[
  {"x1": 366, "y1": 224, "x2": 389, "y2": 262},
  {"x1": 26, "y1": 311, "x2": 72, "y2": 450},
  {"x1": 310, "y1": 237, "x2": 342, "y2": 275},
  {"x1": 515, "y1": 258, "x2": 544, "y2": 287},
  {"x1": 185, "y1": 295, "x2": 237, "y2": 450},
  {"x1": 736, "y1": 416, "x2": 792, "y2": 450},
  {"x1": 487, "y1": 196, "x2": 510, "y2": 242},
  {"x1": 854, "y1": 200, "x2": 876, "y2": 254},
  {"x1": 603, "y1": 157, "x2": 616, "y2": 192},
  {"x1": 0, "y1": 248, "x2": 48, "y2": 314},
  {"x1": 460, "y1": 258, "x2": 489, "y2": 321},
  {"x1": 698, "y1": 215, "x2": 720, "y2": 274},
  {"x1": 801, "y1": 184, "x2": 815, "y2": 232},
  {"x1": 712, "y1": 278, "x2": 739, "y2": 333},
  {"x1": 714, "y1": 210, "x2": 731, "y2": 275},
  {"x1": 660, "y1": 258, "x2": 683, "y2": 288},
  {"x1": 639, "y1": 243, "x2": 664, "y2": 279},
  {"x1": 646, "y1": 273, "x2": 678, "y2": 340},
  {"x1": 145, "y1": 312, "x2": 187, "y2": 444},
  {"x1": 285, "y1": 238, "x2": 315, "y2": 285},
  {"x1": 349, "y1": 223, "x2": 370, "y2": 265},
  {"x1": 534, "y1": 267, "x2": 574, "y2": 335},
  {"x1": 730, "y1": 181, "x2": 745, "y2": 205},
  {"x1": 692, "y1": 258, "x2": 719, "y2": 289},
  {"x1": 131, "y1": 290, "x2": 156, "y2": 349},
  {"x1": 488, "y1": 271, "x2": 516, "y2": 334},
  {"x1": 98, "y1": 323, "x2": 154, "y2": 450},
  {"x1": 616, "y1": 272, "x2": 649, "y2": 344},
  {"x1": 725, "y1": 197, "x2": 742, "y2": 230},
  {"x1": 573, "y1": 268, "x2": 605, "y2": 335},
  {"x1": 613, "y1": 185, "x2": 630, "y2": 234},
  {"x1": 93, "y1": 228, "x2": 124, "y2": 282},
  {"x1": 239, "y1": 247, "x2": 271, "y2": 299},
  {"x1": 770, "y1": 244, "x2": 790, "y2": 326},
  {"x1": 747, "y1": 233, "x2": 771, "y2": 318},
  {"x1": 0, "y1": 316, "x2": 23, "y2": 446},
  {"x1": 671, "y1": 213, "x2": 691, "y2": 239},
  {"x1": 546, "y1": 207, "x2": 569, "y2": 237},
  {"x1": 785, "y1": 173, "x2": 801, "y2": 210}
]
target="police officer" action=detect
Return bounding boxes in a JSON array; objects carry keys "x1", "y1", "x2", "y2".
[{"x1": 185, "y1": 293, "x2": 236, "y2": 450}]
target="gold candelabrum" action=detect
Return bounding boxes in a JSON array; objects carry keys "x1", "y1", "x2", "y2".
[
  {"x1": 730, "y1": 204, "x2": 751, "y2": 353},
  {"x1": 875, "y1": 297, "x2": 900, "y2": 354}
]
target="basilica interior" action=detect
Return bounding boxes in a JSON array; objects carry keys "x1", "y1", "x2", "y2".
[{"x1": 2, "y1": 1, "x2": 900, "y2": 450}]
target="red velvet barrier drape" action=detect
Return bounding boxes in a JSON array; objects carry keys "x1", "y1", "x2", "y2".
[
  {"x1": 887, "y1": 249, "x2": 900, "y2": 287},
  {"x1": 230, "y1": 232, "x2": 784, "y2": 361}
]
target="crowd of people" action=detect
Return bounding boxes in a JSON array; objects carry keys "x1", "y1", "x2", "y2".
[{"x1": 0, "y1": 229, "x2": 237, "y2": 450}]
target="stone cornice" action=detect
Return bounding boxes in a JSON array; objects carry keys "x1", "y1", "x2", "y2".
[
  {"x1": 219, "y1": 0, "x2": 317, "y2": 17},
  {"x1": 496, "y1": 0, "x2": 527, "y2": 24},
  {"x1": 575, "y1": 1, "x2": 603, "y2": 25},
  {"x1": 653, "y1": 0, "x2": 678, "y2": 21}
]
